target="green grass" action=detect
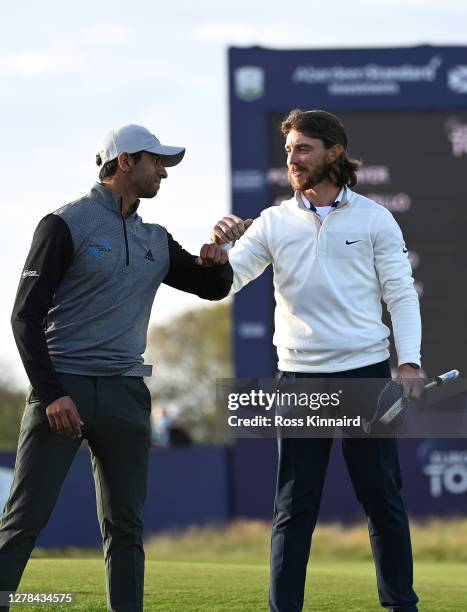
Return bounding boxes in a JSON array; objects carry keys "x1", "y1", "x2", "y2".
[
  {"x1": 21, "y1": 521, "x2": 467, "y2": 610},
  {"x1": 32, "y1": 519, "x2": 467, "y2": 563},
  {"x1": 142, "y1": 518, "x2": 467, "y2": 563},
  {"x1": 15, "y1": 558, "x2": 467, "y2": 611}
]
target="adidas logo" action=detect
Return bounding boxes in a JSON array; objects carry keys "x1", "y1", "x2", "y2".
[{"x1": 144, "y1": 249, "x2": 155, "y2": 262}]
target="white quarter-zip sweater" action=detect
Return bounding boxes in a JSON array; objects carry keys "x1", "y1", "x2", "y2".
[{"x1": 229, "y1": 188, "x2": 421, "y2": 373}]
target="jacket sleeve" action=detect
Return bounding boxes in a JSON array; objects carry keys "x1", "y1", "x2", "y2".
[
  {"x1": 228, "y1": 214, "x2": 273, "y2": 294},
  {"x1": 11, "y1": 214, "x2": 74, "y2": 408},
  {"x1": 373, "y1": 209, "x2": 421, "y2": 367},
  {"x1": 163, "y1": 233, "x2": 233, "y2": 300}
]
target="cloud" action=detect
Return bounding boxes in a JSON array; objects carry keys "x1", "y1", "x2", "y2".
[
  {"x1": 0, "y1": 33, "x2": 176, "y2": 82},
  {"x1": 194, "y1": 23, "x2": 256, "y2": 44},
  {"x1": 70, "y1": 23, "x2": 131, "y2": 45},
  {"x1": 0, "y1": 52, "x2": 85, "y2": 76},
  {"x1": 0, "y1": 23, "x2": 144, "y2": 79},
  {"x1": 51, "y1": 22, "x2": 133, "y2": 51},
  {"x1": 193, "y1": 7, "x2": 467, "y2": 48},
  {"x1": 192, "y1": 21, "x2": 358, "y2": 47},
  {"x1": 0, "y1": 22, "x2": 132, "y2": 76}
]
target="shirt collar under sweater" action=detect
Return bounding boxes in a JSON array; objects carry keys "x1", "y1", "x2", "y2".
[{"x1": 299, "y1": 185, "x2": 346, "y2": 212}]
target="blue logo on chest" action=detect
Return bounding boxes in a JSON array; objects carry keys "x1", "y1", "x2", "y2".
[{"x1": 89, "y1": 238, "x2": 112, "y2": 259}]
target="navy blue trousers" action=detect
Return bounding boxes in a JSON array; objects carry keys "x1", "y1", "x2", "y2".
[{"x1": 269, "y1": 360, "x2": 419, "y2": 612}]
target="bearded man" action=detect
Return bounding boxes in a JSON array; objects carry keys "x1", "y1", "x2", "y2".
[{"x1": 209, "y1": 109, "x2": 424, "y2": 612}]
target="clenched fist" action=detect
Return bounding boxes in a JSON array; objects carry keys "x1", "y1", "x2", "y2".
[
  {"x1": 195, "y1": 243, "x2": 229, "y2": 267},
  {"x1": 211, "y1": 215, "x2": 254, "y2": 244}
]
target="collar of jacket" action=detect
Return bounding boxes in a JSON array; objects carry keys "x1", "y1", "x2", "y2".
[
  {"x1": 294, "y1": 185, "x2": 351, "y2": 212},
  {"x1": 90, "y1": 182, "x2": 141, "y2": 218}
]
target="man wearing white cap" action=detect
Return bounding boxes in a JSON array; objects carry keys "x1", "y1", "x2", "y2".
[{"x1": 0, "y1": 125, "x2": 231, "y2": 612}]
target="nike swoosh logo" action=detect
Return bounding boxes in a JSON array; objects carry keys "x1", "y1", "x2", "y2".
[
  {"x1": 345, "y1": 240, "x2": 362, "y2": 245},
  {"x1": 403, "y1": 248, "x2": 408, "y2": 253}
]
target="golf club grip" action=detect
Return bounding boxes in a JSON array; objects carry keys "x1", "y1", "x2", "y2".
[{"x1": 424, "y1": 369, "x2": 460, "y2": 391}]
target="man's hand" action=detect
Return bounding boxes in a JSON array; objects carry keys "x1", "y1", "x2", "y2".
[
  {"x1": 211, "y1": 215, "x2": 254, "y2": 244},
  {"x1": 396, "y1": 364, "x2": 426, "y2": 400},
  {"x1": 46, "y1": 395, "x2": 83, "y2": 438},
  {"x1": 195, "y1": 243, "x2": 229, "y2": 267}
]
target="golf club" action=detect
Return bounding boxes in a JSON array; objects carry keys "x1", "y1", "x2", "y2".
[{"x1": 363, "y1": 369, "x2": 460, "y2": 434}]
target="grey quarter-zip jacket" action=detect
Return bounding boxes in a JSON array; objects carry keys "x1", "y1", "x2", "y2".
[{"x1": 11, "y1": 182, "x2": 233, "y2": 408}]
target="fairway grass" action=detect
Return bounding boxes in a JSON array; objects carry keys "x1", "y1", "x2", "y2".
[{"x1": 16, "y1": 558, "x2": 467, "y2": 611}]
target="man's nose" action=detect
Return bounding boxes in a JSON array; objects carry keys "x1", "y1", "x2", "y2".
[
  {"x1": 158, "y1": 166, "x2": 168, "y2": 178},
  {"x1": 288, "y1": 151, "x2": 299, "y2": 166}
]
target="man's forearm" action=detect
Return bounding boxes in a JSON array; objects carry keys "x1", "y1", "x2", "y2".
[
  {"x1": 163, "y1": 232, "x2": 233, "y2": 299},
  {"x1": 389, "y1": 299, "x2": 422, "y2": 367},
  {"x1": 11, "y1": 314, "x2": 68, "y2": 407}
]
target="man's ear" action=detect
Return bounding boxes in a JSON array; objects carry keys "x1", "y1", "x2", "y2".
[
  {"x1": 117, "y1": 152, "x2": 133, "y2": 173},
  {"x1": 327, "y1": 144, "x2": 344, "y2": 163}
]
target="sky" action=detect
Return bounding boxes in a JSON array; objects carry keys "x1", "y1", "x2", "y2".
[{"x1": 1, "y1": 0, "x2": 466, "y2": 389}]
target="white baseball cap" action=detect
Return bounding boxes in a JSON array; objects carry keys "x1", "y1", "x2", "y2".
[{"x1": 97, "y1": 124, "x2": 185, "y2": 167}]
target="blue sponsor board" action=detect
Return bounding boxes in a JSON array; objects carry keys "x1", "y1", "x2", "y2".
[
  {"x1": 229, "y1": 44, "x2": 467, "y2": 378},
  {"x1": 1, "y1": 437, "x2": 466, "y2": 547},
  {"x1": 0, "y1": 448, "x2": 230, "y2": 548},
  {"x1": 232, "y1": 438, "x2": 467, "y2": 521},
  {"x1": 228, "y1": 46, "x2": 467, "y2": 518}
]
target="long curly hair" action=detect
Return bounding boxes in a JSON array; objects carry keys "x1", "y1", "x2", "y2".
[{"x1": 281, "y1": 109, "x2": 361, "y2": 188}]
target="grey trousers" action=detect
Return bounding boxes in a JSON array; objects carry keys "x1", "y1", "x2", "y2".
[{"x1": 0, "y1": 373, "x2": 152, "y2": 612}]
